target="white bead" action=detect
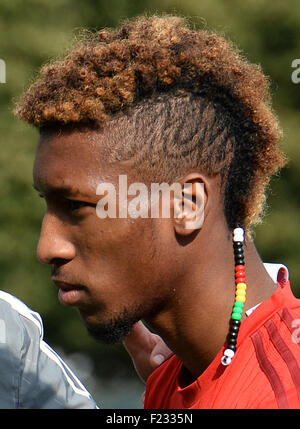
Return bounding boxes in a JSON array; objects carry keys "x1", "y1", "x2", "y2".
[
  {"x1": 233, "y1": 228, "x2": 244, "y2": 242},
  {"x1": 234, "y1": 231, "x2": 244, "y2": 236},
  {"x1": 233, "y1": 227, "x2": 244, "y2": 241},
  {"x1": 221, "y1": 355, "x2": 232, "y2": 366},
  {"x1": 221, "y1": 348, "x2": 236, "y2": 366},
  {"x1": 224, "y1": 348, "x2": 235, "y2": 358},
  {"x1": 233, "y1": 236, "x2": 244, "y2": 243},
  {"x1": 233, "y1": 227, "x2": 244, "y2": 236}
]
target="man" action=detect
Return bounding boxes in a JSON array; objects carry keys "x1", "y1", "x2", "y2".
[
  {"x1": 0, "y1": 291, "x2": 98, "y2": 408},
  {"x1": 14, "y1": 14, "x2": 300, "y2": 408}
]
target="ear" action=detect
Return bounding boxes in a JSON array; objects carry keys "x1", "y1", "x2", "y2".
[{"x1": 173, "y1": 174, "x2": 208, "y2": 237}]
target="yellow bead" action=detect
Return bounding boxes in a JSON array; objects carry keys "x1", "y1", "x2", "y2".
[
  {"x1": 235, "y1": 289, "x2": 246, "y2": 296},
  {"x1": 235, "y1": 294, "x2": 246, "y2": 303},
  {"x1": 236, "y1": 283, "x2": 247, "y2": 291}
]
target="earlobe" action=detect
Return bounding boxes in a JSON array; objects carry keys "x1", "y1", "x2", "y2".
[
  {"x1": 173, "y1": 207, "x2": 194, "y2": 236},
  {"x1": 173, "y1": 177, "x2": 207, "y2": 236}
]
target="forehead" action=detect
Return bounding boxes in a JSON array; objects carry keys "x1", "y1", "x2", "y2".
[{"x1": 33, "y1": 128, "x2": 128, "y2": 194}]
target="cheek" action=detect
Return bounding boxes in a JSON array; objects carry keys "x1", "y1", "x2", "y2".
[{"x1": 74, "y1": 216, "x2": 159, "y2": 291}]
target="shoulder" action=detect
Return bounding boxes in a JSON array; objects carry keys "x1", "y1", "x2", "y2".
[
  {"x1": 0, "y1": 291, "x2": 44, "y2": 368},
  {"x1": 0, "y1": 291, "x2": 44, "y2": 408},
  {"x1": 252, "y1": 308, "x2": 300, "y2": 407},
  {"x1": 0, "y1": 291, "x2": 98, "y2": 409},
  {"x1": 0, "y1": 290, "x2": 43, "y2": 343}
]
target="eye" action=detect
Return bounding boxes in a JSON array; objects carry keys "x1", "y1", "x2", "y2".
[{"x1": 66, "y1": 199, "x2": 90, "y2": 212}]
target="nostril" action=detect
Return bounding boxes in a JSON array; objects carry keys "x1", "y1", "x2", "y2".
[{"x1": 37, "y1": 235, "x2": 76, "y2": 265}]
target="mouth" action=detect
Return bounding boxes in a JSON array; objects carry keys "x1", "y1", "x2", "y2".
[{"x1": 52, "y1": 278, "x2": 86, "y2": 306}]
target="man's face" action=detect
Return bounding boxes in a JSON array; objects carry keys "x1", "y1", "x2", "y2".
[{"x1": 33, "y1": 127, "x2": 177, "y2": 344}]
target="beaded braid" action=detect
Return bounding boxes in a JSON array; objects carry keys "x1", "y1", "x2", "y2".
[{"x1": 221, "y1": 227, "x2": 246, "y2": 366}]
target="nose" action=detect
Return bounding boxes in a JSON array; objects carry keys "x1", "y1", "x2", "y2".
[{"x1": 37, "y1": 212, "x2": 76, "y2": 265}]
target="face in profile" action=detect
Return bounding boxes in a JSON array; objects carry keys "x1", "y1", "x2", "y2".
[{"x1": 33, "y1": 127, "x2": 179, "y2": 344}]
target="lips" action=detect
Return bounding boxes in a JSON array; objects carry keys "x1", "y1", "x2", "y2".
[{"x1": 52, "y1": 279, "x2": 86, "y2": 306}]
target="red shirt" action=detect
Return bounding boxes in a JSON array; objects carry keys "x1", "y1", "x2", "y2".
[{"x1": 144, "y1": 276, "x2": 300, "y2": 409}]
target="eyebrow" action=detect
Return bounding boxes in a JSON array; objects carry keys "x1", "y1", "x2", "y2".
[{"x1": 32, "y1": 183, "x2": 84, "y2": 198}]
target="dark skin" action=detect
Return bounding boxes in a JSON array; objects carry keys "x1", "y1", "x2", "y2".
[{"x1": 33, "y1": 125, "x2": 277, "y2": 386}]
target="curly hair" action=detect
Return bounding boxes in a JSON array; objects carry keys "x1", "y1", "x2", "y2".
[{"x1": 14, "y1": 14, "x2": 287, "y2": 232}]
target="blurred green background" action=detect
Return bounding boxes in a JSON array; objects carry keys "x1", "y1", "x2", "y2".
[{"x1": 0, "y1": 0, "x2": 299, "y2": 408}]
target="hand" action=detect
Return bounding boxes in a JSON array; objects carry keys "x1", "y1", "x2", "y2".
[{"x1": 123, "y1": 321, "x2": 173, "y2": 384}]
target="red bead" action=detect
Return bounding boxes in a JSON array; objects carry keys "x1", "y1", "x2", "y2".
[
  {"x1": 235, "y1": 265, "x2": 245, "y2": 272},
  {"x1": 235, "y1": 270, "x2": 245, "y2": 278},
  {"x1": 236, "y1": 277, "x2": 246, "y2": 284}
]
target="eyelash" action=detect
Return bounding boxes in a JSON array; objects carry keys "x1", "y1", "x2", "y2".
[
  {"x1": 38, "y1": 194, "x2": 91, "y2": 213},
  {"x1": 66, "y1": 199, "x2": 89, "y2": 212}
]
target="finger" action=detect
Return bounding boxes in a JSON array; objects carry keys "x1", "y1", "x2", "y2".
[
  {"x1": 150, "y1": 340, "x2": 173, "y2": 368},
  {"x1": 123, "y1": 321, "x2": 155, "y2": 357}
]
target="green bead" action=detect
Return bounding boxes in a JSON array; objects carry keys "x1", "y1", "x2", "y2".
[
  {"x1": 232, "y1": 305, "x2": 243, "y2": 313},
  {"x1": 231, "y1": 312, "x2": 242, "y2": 320},
  {"x1": 234, "y1": 301, "x2": 244, "y2": 308}
]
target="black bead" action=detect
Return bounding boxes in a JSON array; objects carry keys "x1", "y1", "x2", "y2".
[
  {"x1": 234, "y1": 242, "x2": 243, "y2": 248},
  {"x1": 227, "y1": 343, "x2": 236, "y2": 352},
  {"x1": 228, "y1": 330, "x2": 238, "y2": 340},
  {"x1": 234, "y1": 248, "x2": 244, "y2": 257},
  {"x1": 227, "y1": 337, "x2": 237, "y2": 347},
  {"x1": 229, "y1": 324, "x2": 240, "y2": 333},
  {"x1": 235, "y1": 262, "x2": 245, "y2": 268},
  {"x1": 230, "y1": 319, "x2": 241, "y2": 327},
  {"x1": 234, "y1": 245, "x2": 244, "y2": 251},
  {"x1": 228, "y1": 339, "x2": 237, "y2": 348}
]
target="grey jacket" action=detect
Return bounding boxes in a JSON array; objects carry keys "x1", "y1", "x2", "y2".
[{"x1": 0, "y1": 291, "x2": 98, "y2": 409}]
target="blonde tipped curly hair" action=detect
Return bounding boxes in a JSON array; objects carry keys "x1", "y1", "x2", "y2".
[{"x1": 15, "y1": 14, "x2": 287, "y2": 231}]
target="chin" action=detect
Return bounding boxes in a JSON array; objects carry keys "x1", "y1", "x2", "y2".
[{"x1": 82, "y1": 307, "x2": 140, "y2": 345}]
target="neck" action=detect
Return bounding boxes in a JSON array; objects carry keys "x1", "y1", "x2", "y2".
[{"x1": 146, "y1": 231, "x2": 277, "y2": 383}]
